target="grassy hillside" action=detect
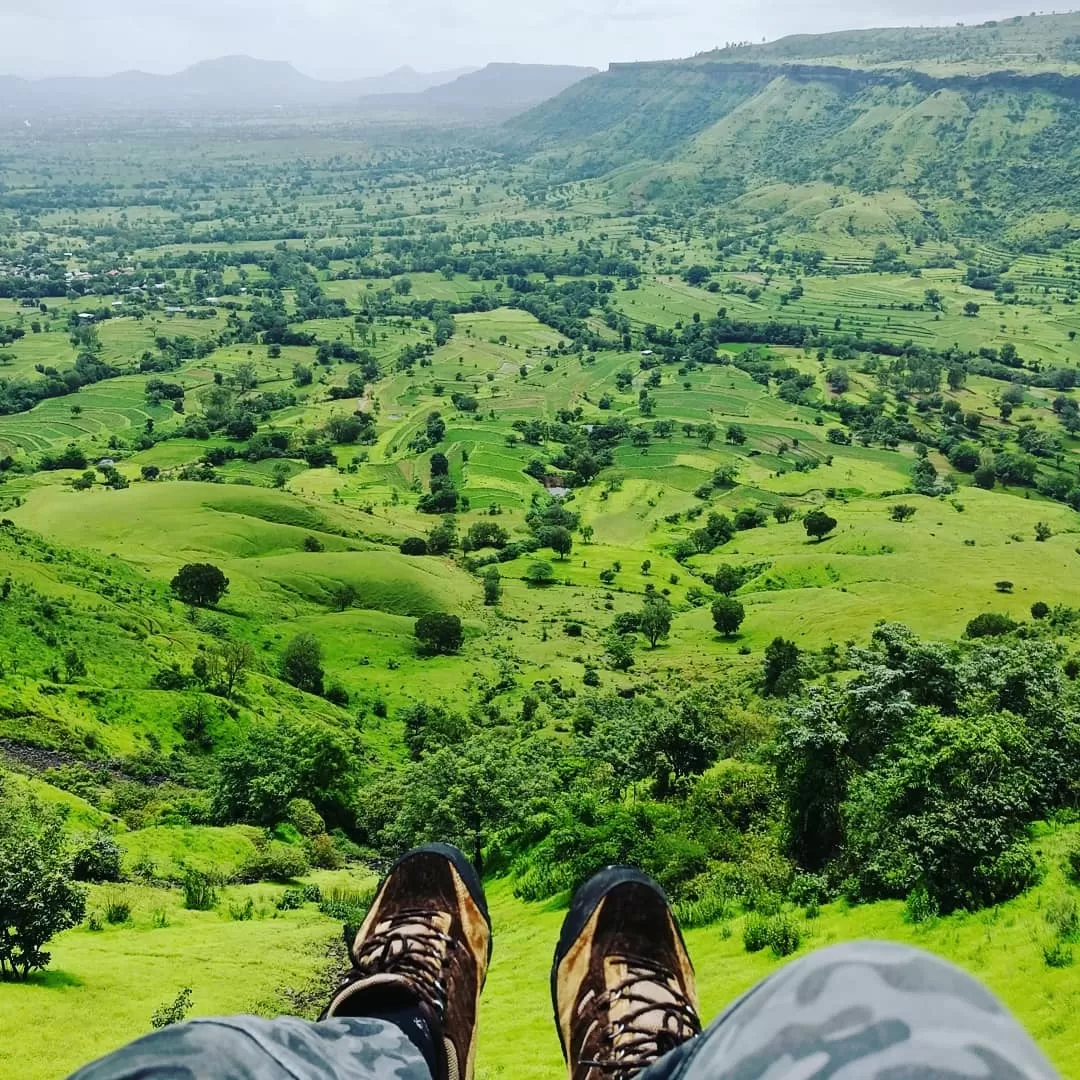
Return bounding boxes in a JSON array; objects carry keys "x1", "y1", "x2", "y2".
[{"x1": 2, "y1": 822, "x2": 1076, "y2": 1080}]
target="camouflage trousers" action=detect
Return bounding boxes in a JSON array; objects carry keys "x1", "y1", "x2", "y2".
[{"x1": 70, "y1": 942, "x2": 1058, "y2": 1080}]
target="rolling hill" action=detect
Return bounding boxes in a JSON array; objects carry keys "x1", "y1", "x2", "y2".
[{"x1": 507, "y1": 13, "x2": 1080, "y2": 243}]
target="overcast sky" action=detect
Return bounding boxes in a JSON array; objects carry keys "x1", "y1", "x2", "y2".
[{"x1": 0, "y1": 1, "x2": 1043, "y2": 79}]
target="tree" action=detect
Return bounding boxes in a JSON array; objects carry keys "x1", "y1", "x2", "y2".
[
  {"x1": 1035, "y1": 521, "x2": 1052, "y2": 542},
  {"x1": 711, "y1": 597, "x2": 745, "y2": 638},
  {"x1": 540, "y1": 526, "x2": 573, "y2": 560},
  {"x1": 580, "y1": 524, "x2": 594, "y2": 544},
  {"x1": 0, "y1": 782, "x2": 86, "y2": 979},
  {"x1": 726, "y1": 424, "x2": 747, "y2": 445},
  {"x1": 526, "y1": 560, "x2": 555, "y2": 587},
  {"x1": 712, "y1": 564, "x2": 742, "y2": 596},
  {"x1": 963, "y1": 301, "x2": 981, "y2": 317},
  {"x1": 1031, "y1": 602, "x2": 1050, "y2": 620},
  {"x1": 212, "y1": 717, "x2": 360, "y2": 826},
  {"x1": 401, "y1": 702, "x2": 469, "y2": 761},
  {"x1": 280, "y1": 633, "x2": 325, "y2": 695},
  {"x1": 328, "y1": 582, "x2": 357, "y2": 612},
  {"x1": 211, "y1": 639, "x2": 255, "y2": 699},
  {"x1": 605, "y1": 633, "x2": 636, "y2": 671},
  {"x1": 233, "y1": 361, "x2": 259, "y2": 392},
  {"x1": 482, "y1": 567, "x2": 502, "y2": 606},
  {"x1": 804, "y1": 510, "x2": 837, "y2": 542},
  {"x1": 415, "y1": 613, "x2": 464, "y2": 656},
  {"x1": 141, "y1": 465, "x2": 160, "y2": 481},
  {"x1": 773, "y1": 504, "x2": 795, "y2": 524},
  {"x1": 763, "y1": 637, "x2": 801, "y2": 696},
  {"x1": 639, "y1": 597, "x2": 672, "y2": 648},
  {"x1": 890, "y1": 504, "x2": 917, "y2": 522},
  {"x1": 697, "y1": 422, "x2": 718, "y2": 448},
  {"x1": 171, "y1": 563, "x2": 229, "y2": 608},
  {"x1": 965, "y1": 613, "x2": 1017, "y2": 639}
]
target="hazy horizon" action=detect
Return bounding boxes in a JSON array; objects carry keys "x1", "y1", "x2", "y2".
[{"x1": 0, "y1": 2, "x2": 1051, "y2": 81}]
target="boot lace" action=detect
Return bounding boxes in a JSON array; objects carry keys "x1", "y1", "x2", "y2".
[
  {"x1": 580, "y1": 955, "x2": 701, "y2": 1080},
  {"x1": 348, "y1": 908, "x2": 455, "y2": 1018}
]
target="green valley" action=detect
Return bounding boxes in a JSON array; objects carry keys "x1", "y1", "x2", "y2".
[{"x1": 1, "y1": 11, "x2": 1080, "y2": 1078}]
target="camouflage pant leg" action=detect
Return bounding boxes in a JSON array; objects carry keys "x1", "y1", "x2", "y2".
[
  {"x1": 639, "y1": 940, "x2": 1059, "y2": 1080},
  {"x1": 66, "y1": 1015, "x2": 432, "y2": 1080}
]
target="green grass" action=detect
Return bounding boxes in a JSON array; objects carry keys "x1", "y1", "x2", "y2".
[{"x1": 1, "y1": 827, "x2": 1076, "y2": 1080}]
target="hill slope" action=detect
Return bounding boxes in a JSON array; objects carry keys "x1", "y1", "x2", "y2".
[{"x1": 507, "y1": 14, "x2": 1080, "y2": 242}]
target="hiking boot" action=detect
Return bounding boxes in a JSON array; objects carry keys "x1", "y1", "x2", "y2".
[
  {"x1": 552, "y1": 867, "x2": 701, "y2": 1080},
  {"x1": 323, "y1": 843, "x2": 492, "y2": 1080}
]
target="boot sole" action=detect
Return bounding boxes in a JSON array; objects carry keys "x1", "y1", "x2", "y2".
[{"x1": 549, "y1": 866, "x2": 671, "y2": 1061}]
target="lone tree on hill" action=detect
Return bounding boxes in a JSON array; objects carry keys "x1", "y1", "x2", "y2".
[
  {"x1": 639, "y1": 597, "x2": 672, "y2": 648},
  {"x1": 804, "y1": 510, "x2": 838, "y2": 542},
  {"x1": 415, "y1": 613, "x2": 464, "y2": 656},
  {"x1": 171, "y1": 563, "x2": 229, "y2": 608},
  {"x1": 711, "y1": 597, "x2": 745, "y2": 638},
  {"x1": 280, "y1": 633, "x2": 325, "y2": 696},
  {"x1": 890, "y1": 504, "x2": 917, "y2": 522}
]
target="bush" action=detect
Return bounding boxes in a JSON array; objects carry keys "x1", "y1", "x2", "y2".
[
  {"x1": 766, "y1": 914, "x2": 802, "y2": 958},
  {"x1": 241, "y1": 841, "x2": 310, "y2": 884},
  {"x1": 400, "y1": 537, "x2": 428, "y2": 556},
  {"x1": 788, "y1": 873, "x2": 828, "y2": 907},
  {"x1": 301, "y1": 884, "x2": 323, "y2": 904},
  {"x1": 276, "y1": 889, "x2": 305, "y2": 911},
  {"x1": 964, "y1": 612, "x2": 1017, "y2": 638},
  {"x1": 1045, "y1": 893, "x2": 1079, "y2": 942},
  {"x1": 287, "y1": 798, "x2": 325, "y2": 838},
  {"x1": 307, "y1": 833, "x2": 343, "y2": 870},
  {"x1": 742, "y1": 915, "x2": 769, "y2": 953},
  {"x1": 72, "y1": 831, "x2": 123, "y2": 883},
  {"x1": 103, "y1": 891, "x2": 132, "y2": 924},
  {"x1": 86, "y1": 911, "x2": 103, "y2": 932},
  {"x1": 150, "y1": 987, "x2": 194, "y2": 1029},
  {"x1": 181, "y1": 868, "x2": 217, "y2": 911},
  {"x1": 1066, "y1": 839, "x2": 1080, "y2": 884},
  {"x1": 904, "y1": 885, "x2": 939, "y2": 925},
  {"x1": 228, "y1": 897, "x2": 255, "y2": 921},
  {"x1": 1042, "y1": 940, "x2": 1074, "y2": 968}
]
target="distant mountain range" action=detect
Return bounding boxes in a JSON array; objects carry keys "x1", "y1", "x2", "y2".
[{"x1": 0, "y1": 56, "x2": 598, "y2": 118}]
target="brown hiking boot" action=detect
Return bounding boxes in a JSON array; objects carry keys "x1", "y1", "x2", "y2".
[
  {"x1": 322, "y1": 843, "x2": 491, "y2": 1080},
  {"x1": 552, "y1": 867, "x2": 701, "y2": 1080}
]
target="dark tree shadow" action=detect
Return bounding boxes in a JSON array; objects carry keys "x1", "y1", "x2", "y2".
[{"x1": 24, "y1": 969, "x2": 84, "y2": 989}]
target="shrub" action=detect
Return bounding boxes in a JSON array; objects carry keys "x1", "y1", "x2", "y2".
[
  {"x1": 228, "y1": 897, "x2": 255, "y2": 921},
  {"x1": 788, "y1": 873, "x2": 828, "y2": 907},
  {"x1": 150, "y1": 987, "x2": 194, "y2": 1029},
  {"x1": 1045, "y1": 893, "x2": 1079, "y2": 942},
  {"x1": 287, "y1": 798, "x2": 325, "y2": 838},
  {"x1": 241, "y1": 841, "x2": 310, "y2": 884},
  {"x1": 86, "y1": 911, "x2": 103, "y2": 932},
  {"x1": 1031, "y1": 602, "x2": 1050, "y2": 619},
  {"x1": 964, "y1": 612, "x2": 1017, "y2": 638},
  {"x1": 301, "y1": 884, "x2": 323, "y2": 904},
  {"x1": 1066, "y1": 839, "x2": 1080, "y2": 884},
  {"x1": 904, "y1": 885, "x2": 939, "y2": 925},
  {"x1": 324, "y1": 681, "x2": 350, "y2": 707},
  {"x1": 1042, "y1": 940, "x2": 1074, "y2": 968},
  {"x1": 151, "y1": 908, "x2": 169, "y2": 929},
  {"x1": 72, "y1": 831, "x2": 123, "y2": 883},
  {"x1": 742, "y1": 915, "x2": 769, "y2": 953},
  {"x1": 766, "y1": 914, "x2": 802, "y2": 958},
  {"x1": 308, "y1": 833, "x2": 343, "y2": 870},
  {"x1": 181, "y1": 868, "x2": 217, "y2": 911},
  {"x1": 276, "y1": 889, "x2": 305, "y2": 911},
  {"x1": 400, "y1": 537, "x2": 429, "y2": 556},
  {"x1": 103, "y1": 891, "x2": 132, "y2": 924}
]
